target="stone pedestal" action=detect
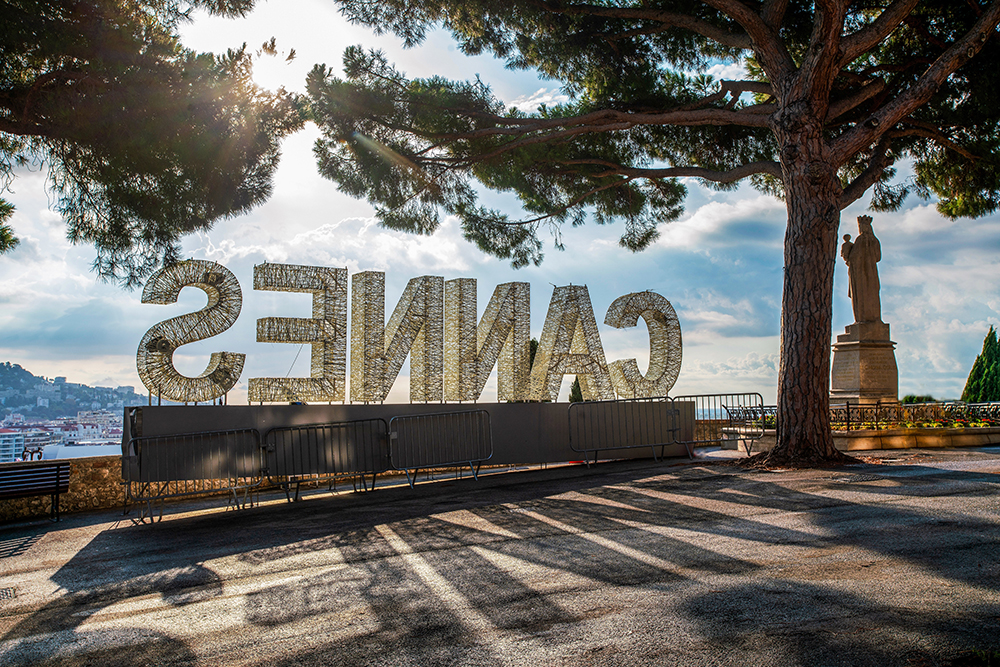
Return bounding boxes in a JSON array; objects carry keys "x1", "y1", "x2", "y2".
[{"x1": 830, "y1": 321, "x2": 898, "y2": 405}]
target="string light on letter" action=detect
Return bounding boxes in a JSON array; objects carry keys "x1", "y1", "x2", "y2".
[
  {"x1": 136, "y1": 260, "x2": 244, "y2": 402},
  {"x1": 529, "y1": 285, "x2": 614, "y2": 402},
  {"x1": 351, "y1": 272, "x2": 444, "y2": 402},
  {"x1": 248, "y1": 263, "x2": 347, "y2": 403},
  {"x1": 444, "y1": 280, "x2": 530, "y2": 401},
  {"x1": 604, "y1": 291, "x2": 682, "y2": 398}
]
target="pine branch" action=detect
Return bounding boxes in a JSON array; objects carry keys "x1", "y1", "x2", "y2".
[
  {"x1": 839, "y1": 138, "x2": 893, "y2": 209},
  {"x1": 886, "y1": 126, "x2": 978, "y2": 160},
  {"x1": 761, "y1": 0, "x2": 789, "y2": 30},
  {"x1": 408, "y1": 90, "x2": 775, "y2": 147},
  {"x1": 831, "y1": 0, "x2": 1000, "y2": 165},
  {"x1": 412, "y1": 106, "x2": 771, "y2": 167},
  {"x1": 492, "y1": 176, "x2": 639, "y2": 226},
  {"x1": 827, "y1": 78, "x2": 886, "y2": 121},
  {"x1": 557, "y1": 159, "x2": 783, "y2": 183},
  {"x1": 697, "y1": 0, "x2": 795, "y2": 80},
  {"x1": 536, "y1": 1, "x2": 753, "y2": 50},
  {"x1": 839, "y1": 0, "x2": 921, "y2": 66},
  {"x1": 792, "y1": 0, "x2": 847, "y2": 101}
]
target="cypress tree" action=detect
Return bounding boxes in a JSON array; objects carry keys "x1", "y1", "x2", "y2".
[
  {"x1": 962, "y1": 356, "x2": 985, "y2": 402},
  {"x1": 986, "y1": 362, "x2": 1000, "y2": 402},
  {"x1": 962, "y1": 326, "x2": 999, "y2": 402}
]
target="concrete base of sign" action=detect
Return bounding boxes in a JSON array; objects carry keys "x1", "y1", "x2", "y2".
[
  {"x1": 830, "y1": 321, "x2": 899, "y2": 405},
  {"x1": 724, "y1": 427, "x2": 1000, "y2": 452}
]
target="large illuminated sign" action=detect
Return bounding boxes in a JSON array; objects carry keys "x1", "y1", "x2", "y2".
[
  {"x1": 605, "y1": 291, "x2": 683, "y2": 398},
  {"x1": 136, "y1": 261, "x2": 682, "y2": 403},
  {"x1": 445, "y1": 279, "x2": 531, "y2": 402}
]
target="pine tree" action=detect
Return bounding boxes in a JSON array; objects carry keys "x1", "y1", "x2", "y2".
[
  {"x1": 311, "y1": 1, "x2": 1000, "y2": 466},
  {"x1": 1, "y1": 0, "x2": 306, "y2": 285}
]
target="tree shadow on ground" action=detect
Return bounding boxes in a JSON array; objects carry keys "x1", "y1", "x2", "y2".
[
  {"x1": 678, "y1": 580, "x2": 1000, "y2": 667},
  {"x1": 2, "y1": 459, "x2": 997, "y2": 665}
]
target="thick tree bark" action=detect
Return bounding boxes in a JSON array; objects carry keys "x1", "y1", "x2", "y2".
[{"x1": 762, "y1": 107, "x2": 852, "y2": 466}]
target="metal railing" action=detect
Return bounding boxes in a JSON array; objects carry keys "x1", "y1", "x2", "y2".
[
  {"x1": 389, "y1": 410, "x2": 492, "y2": 487},
  {"x1": 829, "y1": 401, "x2": 1000, "y2": 430},
  {"x1": 568, "y1": 396, "x2": 680, "y2": 465},
  {"x1": 831, "y1": 402, "x2": 910, "y2": 431},
  {"x1": 672, "y1": 393, "x2": 766, "y2": 455},
  {"x1": 124, "y1": 428, "x2": 264, "y2": 522},
  {"x1": 262, "y1": 419, "x2": 389, "y2": 498},
  {"x1": 722, "y1": 405, "x2": 777, "y2": 428},
  {"x1": 960, "y1": 402, "x2": 1000, "y2": 421}
]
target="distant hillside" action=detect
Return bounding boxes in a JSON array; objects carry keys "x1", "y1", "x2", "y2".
[
  {"x1": 0, "y1": 362, "x2": 147, "y2": 420},
  {"x1": 0, "y1": 362, "x2": 36, "y2": 391}
]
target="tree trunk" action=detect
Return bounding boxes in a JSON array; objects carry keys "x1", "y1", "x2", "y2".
[{"x1": 762, "y1": 110, "x2": 852, "y2": 466}]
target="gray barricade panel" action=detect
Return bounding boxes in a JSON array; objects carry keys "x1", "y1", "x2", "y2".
[
  {"x1": 263, "y1": 419, "x2": 389, "y2": 477},
  {"x1": 389, "y1": 410, "x2": 492, "y2": 471},
  {"x1": 126, "y1": 429, "x2": 263, "y2": 483},
  {"x1": 568, "y1": 397, "x2": 681, "y2": 463}
]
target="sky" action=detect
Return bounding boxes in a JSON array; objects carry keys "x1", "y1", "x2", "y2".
[{"x1": 2, "y1": 0, "x2": 999, "y2": 405}]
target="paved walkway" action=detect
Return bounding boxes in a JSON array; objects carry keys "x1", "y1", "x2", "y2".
[{"x1": 1, "y1": 447, "x2": 999, "y2": 666}]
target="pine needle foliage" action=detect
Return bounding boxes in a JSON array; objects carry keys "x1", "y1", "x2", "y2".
[
  {"x1": 306, "y1": 0, "x2": 1000, "y2": 464},
  {"x1": 1, "y1": 0, "x2": 307, "y2": 286}
]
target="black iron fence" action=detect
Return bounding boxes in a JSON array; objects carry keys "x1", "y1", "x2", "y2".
[
  {"x1": 724, "y1": 401, "x2": 1000, "y2": 432},
  {"x1": 829, "y1": 401, "x2": 1000, "y2": 430},
  {"x1": 673, "y1": 393, "x2": 766, "y2": 455}
]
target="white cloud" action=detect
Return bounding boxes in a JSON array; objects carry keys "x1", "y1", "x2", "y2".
[
  {"x1": 672, "y1": 346, "x2": 780, "y2": 401},
  {"x1": 508, "y1": 88, "x2": 572, "y2": 113},
  {"x1": 688, "y1": 351, "x2": 779, "y2": 378},
  {"x1": 192, "y1": 215, "x2": 475, "y2": 276},
  {"x1": 657, "y1": 194, "x2": 785, "y2": 249},
  {"x1": 705, "y1": 62, "x2": 748, "y2": 81},
  {"x1": 893, "y1": 203, "x2": 959, "y2": 234}
]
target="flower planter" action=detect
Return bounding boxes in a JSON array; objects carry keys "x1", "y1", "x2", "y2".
[{"x1": 724, "y1": 427, "x2": 1000, "y2": 452}]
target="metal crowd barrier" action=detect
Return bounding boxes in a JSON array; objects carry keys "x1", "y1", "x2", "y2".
[
  {"x1": 124, "y1": 428, "x2": 264, "y2": 522},
  {"x1": 672, "y1": 393, "x2": 766, "y2": 455},
  {"x1": 568, "y1": 396, "x2": 681, "y2": 465},
  {"x1": 262, "y1": 418, "x2": 389, "y2": 499},
  {"x1": 388, "y1": 410, "x2": 493, "y2": 487}
]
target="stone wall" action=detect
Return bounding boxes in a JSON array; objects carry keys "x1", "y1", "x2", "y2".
[
  {"x1": 694, "y1": 419, "x2": 729, "y2": 445},
  {"x1": 1, "y1": 456, "x2": 125, "y2": 523}
]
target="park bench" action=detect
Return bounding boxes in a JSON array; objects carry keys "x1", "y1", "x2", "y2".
[{"x1": 0, "y1": 461, "x2": 71, "y2": 521}]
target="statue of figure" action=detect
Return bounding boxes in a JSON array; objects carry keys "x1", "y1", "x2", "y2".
[{"x1": 841, "y1": 215, "x2": 881, "y2": 323}]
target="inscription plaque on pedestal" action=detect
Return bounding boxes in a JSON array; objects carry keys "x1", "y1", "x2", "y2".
[{"x1": 830, "y1": 216, "x2": 899, "y2": 405}]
